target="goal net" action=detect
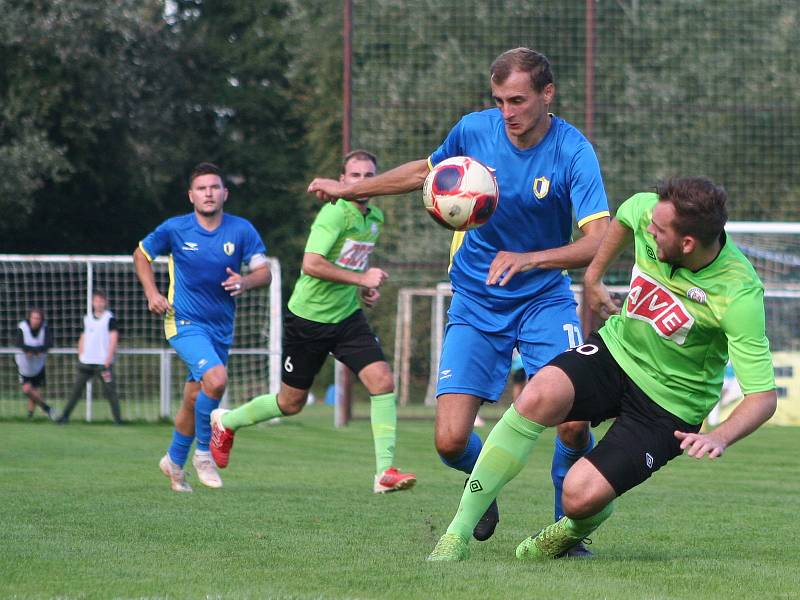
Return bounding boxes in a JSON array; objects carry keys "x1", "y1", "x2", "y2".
[
  {"x1": 394, "y1": 224, "x2": 800, "y2": 424},
  {"x1": 0, "y1": 255, "x2": 282, "y2": 421}
]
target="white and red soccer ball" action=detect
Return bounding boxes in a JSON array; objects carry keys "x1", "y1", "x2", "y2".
[{"x1": 422, "y1": 156, "x2": 499, "y2": 231}]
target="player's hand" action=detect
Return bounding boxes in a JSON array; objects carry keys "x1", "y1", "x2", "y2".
[
  {"x1": 361, "y1": 287, "x2": 380, "y2": 307},
  {"x1": 222, "y1": 267, "x2": 247, "y2": 297},
  {"x1": 307, "y1": 178, "x2": 348, "y2": 203},
  {"x1": 584, "y1": 279, "x2": 620, "y2": 320},
  {"x1": 360, "y1": 267, "x2": 388, "y2": 289},
  {"x1": 486, "y1": 251, "x2": 533, "y2": 286},
  {"x1": 674, "y1": 430, "x2": 726, "y2": 459},
  {"x1": 146, "y1": 291, "x2": 172, "y2": 315}
]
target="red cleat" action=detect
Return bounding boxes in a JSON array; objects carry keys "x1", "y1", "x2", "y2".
[
  {"x1": 210, "y1": 408, "x2": 235, "y2": 468},
  {"x1": 373, "y1": 467, "x2": 417, "y2": 493}
]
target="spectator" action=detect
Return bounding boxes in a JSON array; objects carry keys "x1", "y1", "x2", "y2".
[
  {"x1": 58, "y1": 290, "x2": 122, "y2": 424},
  {"x1": 15, "y1": 307, "x2": 55, "y2": 419}
]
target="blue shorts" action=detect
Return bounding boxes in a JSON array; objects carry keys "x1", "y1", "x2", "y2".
[
  {"x1": 436, "y1": 293, "x2": 582, "y2": 401},
  {"x1": 168, "y1": 324, "x2": 229, "y2": 382}
]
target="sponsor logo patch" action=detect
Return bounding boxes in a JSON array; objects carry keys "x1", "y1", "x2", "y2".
[
  {"x1": 182, "y1": 242, "x2": 199, "y2": 251},
  {"x1": 626, "y1": 266, "x2": 694, "y2": 344}
]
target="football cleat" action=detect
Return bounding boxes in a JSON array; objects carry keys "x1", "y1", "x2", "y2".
[
  {"x1": 427, "y1": 533, "x2": 470, "y2": 562},
  {"x1": 373, "y1": 467, "x2": 417, "y2": 493},
  {"x1": 159, "y1": 454, "x2": 193, "y2": 493},
  {"x1": 515, "y1": 517, "x2": 588, "y2": 560},
  {"x1": 209, "y1": 408, "x2": 235, "y2": 468},
  {"x1": 192, "y1": 451, "x2": 223, "y2": 488}
]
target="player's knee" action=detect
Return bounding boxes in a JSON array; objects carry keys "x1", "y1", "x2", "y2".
[
  {"x1": 278, "y1": 390, "x2": 307, "y2": 415},
  {"x1": 557, "y1": 421, "x2": 591, "y2": 448},
  {"x1": 435, "y1": 433, "x2": 469, "y2": 461},
  {"x1": 202, "y1": 369, "x2": 227, "y2": 398},
  {"x1": 21, "y1": 383, "x2": 32, "y2": 394}
]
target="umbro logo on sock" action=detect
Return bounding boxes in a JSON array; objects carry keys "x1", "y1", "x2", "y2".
[{"x1": 469, "y1": 480, "x2": 483, "y2": 493}]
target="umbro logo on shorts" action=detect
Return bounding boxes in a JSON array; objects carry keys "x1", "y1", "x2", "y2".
[{"x1": 645, "y1": 452, "x2": 654, "y2": 469}]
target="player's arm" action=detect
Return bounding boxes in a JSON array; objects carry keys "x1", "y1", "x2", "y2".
[
  {"x1": 221, "y1": 264, "x2": 271, "y2": 297},
  {"x1": 302, "y1": 253, "x2": 388, "y2": 289},
  {"x1": 133, "y1": 246, "x2": 172, "y2": 315},
  {"x1": 105, "y1": 326, "x2": 119, "y2": 370},
  {"x1": 307, "y1": 159, "x2": 429, "y2": 202},
  {"x1": 582, "y1": 218, "x2": 633, "y2": 318},
  {"x1": 487, "y1": 216, "x2": 610, "y2": 287},
  {"x1": 674, "y1": 389, "x2": 777, "y2": 459}
]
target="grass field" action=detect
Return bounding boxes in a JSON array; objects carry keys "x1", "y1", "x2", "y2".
[{"x1": 3, "y1": 406, "x2": 799, "y2": 600}]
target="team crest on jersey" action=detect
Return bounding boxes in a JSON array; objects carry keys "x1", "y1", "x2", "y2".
[
  {"x1": 532, "y1": 176, "x2": 550, "y2": 199},
  {"x1": 686, "y1": 287, "x2": 707, "y2": 304},
  {"x1": 626, "y1": 265, "x2": 694, "y2": 345},
  {"x1": 223, "y1": 242, "x2": 235, "y2": 256}
]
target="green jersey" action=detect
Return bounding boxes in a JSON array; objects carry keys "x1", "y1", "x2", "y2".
[
  {"x1": 288, "y1": 199, "x2": 384, "y2": 324},
  {"x1": 599, "y1": 192, "x2": 774, "y2": 425}
]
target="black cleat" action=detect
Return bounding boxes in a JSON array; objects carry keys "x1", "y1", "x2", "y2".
[{"x1": 473, "y1": 498, "x2": 500, "y2": 541}]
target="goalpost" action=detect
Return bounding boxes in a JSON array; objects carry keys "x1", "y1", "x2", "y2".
[
  {"x1": 394, "y1": 223, "x2": 800, "y2": 418},
  {"x1": 0, "y1": 255, "x2": 282, "y2": 421}
]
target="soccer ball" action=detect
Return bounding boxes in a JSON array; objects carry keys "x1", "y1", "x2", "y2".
[{"x1": 422, "y1": 156, "x2": 499, "y2": 231}]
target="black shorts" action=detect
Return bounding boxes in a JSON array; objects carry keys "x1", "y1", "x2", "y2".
[
  {"x1": 281, "y1": 309, "x2": 385, "y2": 389},
  {"x1": 549, "y1": 332, "x2": 700, "y2": 497},
  {"x1": 19, "y1": 368, "x2": 46, "y2": 388}
]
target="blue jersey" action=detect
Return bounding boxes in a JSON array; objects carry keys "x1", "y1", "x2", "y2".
[
  {"x1": 429, "y1": 110, "x2": 609, "y2": 313},
  {"x1": 139, "y1": 213, "x2": 266, "y2": 344}
]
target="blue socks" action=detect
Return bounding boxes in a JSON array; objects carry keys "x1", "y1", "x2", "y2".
[
  {"x1": 194, "y1": 390, "x2": 220, "y2": 452},
  {"x1": 168, "y1": 430, "x2": 194, "y2": 467},
  {"x1": 551, "y1": 430, "x2": 595, "y2": 520},
  {"x1": 440, "y1": 431, "x2": 483, "y2": 473}
]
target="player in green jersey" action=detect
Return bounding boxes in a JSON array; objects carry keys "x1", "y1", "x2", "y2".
[
  {"x1": 209, "y1": 150, "x2": 416, "y2": 493},
  {"x1": 428, "y1": 176, "x2": 778, "y2": 561}
]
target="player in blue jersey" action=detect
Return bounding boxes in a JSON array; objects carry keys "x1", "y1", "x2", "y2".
[
  {"x1": 134, "y1": 162, "x2": 271, "y2": 492},
  {"x1": 309, "y1": 48, "x2": 610, "y2": 553}
]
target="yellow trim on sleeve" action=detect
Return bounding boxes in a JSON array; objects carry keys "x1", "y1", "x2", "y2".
[
  {"x1": 577, "y1": 210, "x2": 610, "y2": 229},
  {"x1": 164, "y1": 254, "x2": 177, "y2": 339},
  {"x1": 138, "y1": 242, "x2": 154, "y2": 262}
]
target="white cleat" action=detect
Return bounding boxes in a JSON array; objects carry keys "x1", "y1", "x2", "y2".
[
  {"x1": 159, "y1": 454, "x2": 193, "y2": 493},
  {"x1": 192, "y1": 451, "x2": 223, "y2": 488}
]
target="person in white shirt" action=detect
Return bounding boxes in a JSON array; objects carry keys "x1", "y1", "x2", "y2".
[
  {"x1": 15, "y1": 307, "x2": 55, "y2": 419},
  {"x1": 58, "y1": 290, "x2": 122, "y2": 424}
]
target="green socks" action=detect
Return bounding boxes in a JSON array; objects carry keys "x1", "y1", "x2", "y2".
[
  {"x1": 446, "y1": 406, "x2": 545, "y2": 540},
  {"x1": 370, "y1": 392, "x2": 397, "y2": 474},
  {"x1": 221, "y1": 393, "x2": 283, "y2": 431},
  {"x1": 564, "y1": 501, "x2": 614, "y2": 537}
]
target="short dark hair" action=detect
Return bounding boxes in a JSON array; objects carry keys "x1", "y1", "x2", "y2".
[
  {"x1": 189, "y1": 162, "x2": 225, "y2": 188},
  {"x1": 28, "y1": 307, "x2": 44, "y2": 320},
  {"x1": 92, "y1": 289, "x2": 108, "y2": 301},
  {"x1": 341, "y1": 150, "x2": 377, "y2": 174},
  {"x1": 490, "y1": 47, "x2": 554, "y2": 92},
  {"x1": 656, "y1": 177, "x2": 728, "y2": 247}
]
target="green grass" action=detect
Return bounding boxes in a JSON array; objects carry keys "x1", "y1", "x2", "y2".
[{"x1": 2, "y1": 406, "x2": 799, "y2": 600}]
